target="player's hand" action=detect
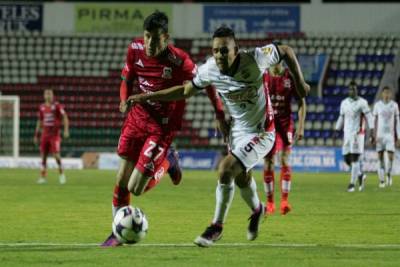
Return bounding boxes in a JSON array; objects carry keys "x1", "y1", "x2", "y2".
[
  {"x1": 127, "y1": 94, "x2": 147, "y2": 105},
  {"x1": 64, "y1": 130, "x2": 70, "y2": 139},
  {"x1": 119, "y1": 101, "x2": 129, "y2": 113},
  {"x1": 370, "y1": 136, "x2": 376, "y2": 145},
  {"x1": 216, "y1": 118, "x2": 230, "y2": 143},
  {"x1": 297, "y1": 81, "x2": 311, "y2": 97},
  {"x1": 33, "y1": 136, "x2": 38, "y2": 145},
  {"x1": 295, "y1": 127, "x2": 304, "y2": 141}
]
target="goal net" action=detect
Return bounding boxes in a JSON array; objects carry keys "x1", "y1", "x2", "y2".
[{"x1": 0, "y1": 95, "x2": 20, "y2": 159}]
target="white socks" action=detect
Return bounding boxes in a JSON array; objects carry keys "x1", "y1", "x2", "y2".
[
  {"x1": 350, "y1": 162, "x2": 359, "y2": 185},
  {"x1": 239, "y1": 177, "x2": 260, "y2": 211},
  {"x1": 212, "y1": 181, "x2": 235, "y2": 225}
]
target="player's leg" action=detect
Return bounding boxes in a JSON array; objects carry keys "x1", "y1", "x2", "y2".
[
  {"x1": 165, "y1": 145, "x2": 182, "y2": 185},
  {"x1": 37, "y1": 138, "x2": 49, "y2": 184},
  {"x1": 386, "y1": 151, "x2": 394, "y2": 186},
  {"x1": 280, "y1": 150, "x2": 292, "y2": 214},
  {"x1": 51, "y1": 136, "x2": 65, "y2": 184},
  {"x1": 377, "y1": 151, "x2": 386, "y2": 187},
  {"x1": 347, "y1": 153, "x2": 360, "y2": 192},
  {"x1": 235, "y1": 169, "x2": 264, "y2": 241},
  {"x1": 194, "y1": 154, "x2": 239, "y2": 247},
  {"x1": 263, "y1": 155, "x2": 275, "y2": 214},
  {"x1": 102, "y1": 157, "x2": 135, "y2": 247},
  {"x1": 357, "y1": 154, "x2": 367, "y2": 191}
]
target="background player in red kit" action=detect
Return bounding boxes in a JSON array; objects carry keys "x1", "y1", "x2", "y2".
[
  {"x1": 33, "y1": 89, "x2": 69, "y2": 185},
  {"x1": 263, "y1": 61, "x2": 307, "y2": 215},
  {"x1": 102, "y1": 11, "x2": 224, "y2": 246}
]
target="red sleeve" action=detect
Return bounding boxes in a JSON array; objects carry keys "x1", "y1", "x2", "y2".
[
  {"x1": 180, "y1": 54, "x2": 196, "y2": 81},
  {"x1": 205, "y1": 86, "x2": 225, "y2": 120},
  {"x1": 57, "y1": 103, "x2": 66, "y2": 116},
  {"x1": 120, "y1": 80, "x2": 133, "y2": 102},
  {"x1": 38, "y1": 106, "x2": 43, "y2": 121},
  {"x1": 121, "y1": 43, "x2": 136, "y2": 82}
]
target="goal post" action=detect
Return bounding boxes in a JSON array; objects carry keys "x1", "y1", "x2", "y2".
[{"x1": 0, "y1": 95, "x2": 20, "y2": 159}]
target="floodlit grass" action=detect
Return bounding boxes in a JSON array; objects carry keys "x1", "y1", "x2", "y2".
[{"x1": 0, "y1": 169, "x2": 399, "y2": 267}]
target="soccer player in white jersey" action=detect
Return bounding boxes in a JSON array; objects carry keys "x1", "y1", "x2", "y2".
[
  {"x1": 373, "y1": 86, "x2": 400, "y2": 187},
  {"x1": 335, "y1": 81, "x2": 374, "y2": 192},
  {"x1": 128, "y1": 26, "x2": 309, "y2": 247}
]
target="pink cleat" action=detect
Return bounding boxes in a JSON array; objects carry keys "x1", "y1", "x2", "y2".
[
  {"x1": 265, "y1": 202, "x2": 276, "y2": 215},
  {"x1": 166, "y1": 147, "x2": 182, "y2": 185},
  {"x1": 101, "y1": 233, "x2": 122, "y2": 247}
]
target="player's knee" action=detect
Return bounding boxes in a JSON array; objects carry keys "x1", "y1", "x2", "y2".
[
  {"x1": 235, "y1": 174, "x2": 250, "y2": 188},
  {"x1": 127, "y1": 183, "x2": 143, "y2": 196}
]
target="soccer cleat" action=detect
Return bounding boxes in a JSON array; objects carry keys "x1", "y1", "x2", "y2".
[
  {"x1": 347, "y1": 183, "x2": 355, "y2": 192},
  {"x1": 358, "y1": 174, "x2": 366, "y2": 191},
  {"x1": 265, "y1": 201, "x2": 275, "y2": 215},
  {"x1": 280, "y1": 201, "x2": 291, "y2": 215},
  {"x1": 166, "y1": 147, "x2": 182, "y2": 185},
  {"x1": 101, "y1": 232, "x2": 122, "y2": 247},
  {"x1": 386, "y1": 175, "x2": 393, "y2": 187},
  {"x1": 37, "y1": 177, "x2": 47, "y2": 184},
  {"x1": 59, "y1": 174, "x2": 66, "y2": 185},
  {"x1": 193, "y1": 223, "x2": 223, "y2": 247},
  {"x1": 379, "y1": 181, "x2": 386, "y2": 188},
  {"x1": 247, "y1": 203, "x2": 265, "y2": 241}
]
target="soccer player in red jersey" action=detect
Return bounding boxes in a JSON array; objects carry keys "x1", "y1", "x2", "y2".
[
  {"x1": 263, "y1": 62, "x2": 306, "y2": 215},
  {"x1": 101, "y1": 11, "x2": 224, "y2": 247},
  {"x1": 33, "y1": 89, "x2": 69, "y2": 185}
]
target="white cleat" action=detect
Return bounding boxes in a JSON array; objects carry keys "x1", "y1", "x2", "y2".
[
  {"x1": 386, "y1": 176, "x2": 392, "y2": 187},
  {"x1": 358, "y1": 174, "x2": 367, "y2": 191},
  {"x1": 247, "y1": 203, "x2": 265, "y2": 241},
  {"x1": 193, "y1": 224, "x2": 223, "y2": 248},
  {"x1": 59, "y1": 174, "x2": 66, "y2": 185},
  {"x1": 379, "y1": 181, "x2": 386, "y2": 188},
  {"x1": 37, "y1": 177, "x2": 47, "y2": 184},
  {"x1": 347, "y1": 184, "x2": 355, "y2": 192}
]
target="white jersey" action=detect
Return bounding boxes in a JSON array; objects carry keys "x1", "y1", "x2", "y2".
[
  {"x1": 335, "y1": 97, "x2": 374, "y2": 139},
  {"x1": 373, "y1": 100, "x2": 400, "y2": 139},
  {"x1": 193, "y1": 44, "x2": 280, "y2": 135}
]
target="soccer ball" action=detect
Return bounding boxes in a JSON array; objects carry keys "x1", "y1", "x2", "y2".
[{"x1": 112, "y1": 205, "x2": 148, "y2": 244}]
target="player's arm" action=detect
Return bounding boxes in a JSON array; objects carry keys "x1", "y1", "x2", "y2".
[
  {"x1": 277, "y1": 45, "x2": 310, "y2": 98},
  {"x1": 128, "y1": 82, "x2": 197, "y2": 104},
  {"x1": 363, "y1": 102, "x2": 375, "y2": 144},
  {"x1": 395, "y1": 104, "x2": 400, "y2": 145},
  {"x1": 334, "y1": 103, "x2": 344, "y2": 139},
  {"x1": 33, "y1": 119, "x2": 41, "y2": 145},
  {"x1": 62, "y1": 112, "x2": 70, "y2": 139},
  {"x1": 205, "y1": 86, "x2": 225, "y2": 120},
  {"x1": 119, "y1": 80, "x2": 134, "y2": 113},
  {"x1": 295, "y1": 97, "x2": 306, "y2": 141},
  {"x1": 120, "y1": 43, "x2": 137, "y2": 113}
]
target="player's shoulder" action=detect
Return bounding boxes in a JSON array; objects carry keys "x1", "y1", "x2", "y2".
[
  {"x1": 166, "y1": 45, "x2": 192, "y2": 67},
  {"x1": 39, "y1": 103, "x2": 46, "y2": 110},
  {"x1": 127, "y1": 38, "x2": 145, "y2": 53}
]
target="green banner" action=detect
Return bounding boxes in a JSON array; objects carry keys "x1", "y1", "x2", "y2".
[{"x1": 75, "y1": 4, "x2": 172, "y2": 33}]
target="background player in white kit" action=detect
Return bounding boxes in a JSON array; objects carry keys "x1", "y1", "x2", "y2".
[
  {"x1": 335, "y1": 81, "x2": 374, "y2": 192},
  {"x1": 373, "y1": 86, "x2": 400, "y2": 187},
  {"x1": 128, "y1": 26, "x2": 309, "y2": 247}
]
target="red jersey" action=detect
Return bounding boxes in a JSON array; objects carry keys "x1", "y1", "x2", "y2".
[
  {"x1": 38, "y1": 102, "x2": 65, "y2": 136},
  {"x1": 263, "y1": 69, "x2": 298, "y2": 124},
  {"x1": 121, "y1": 38, "x2": 195, "y2": 132}
]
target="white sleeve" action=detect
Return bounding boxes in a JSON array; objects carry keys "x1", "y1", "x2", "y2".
[
  {"x1": 335, "y1": 102, "x2": 344, "y2": 130},
  {"x1": 192, "y1": 62, "x2": 211, "y2": 89},
  {"x1": 362, "y1": 100, "x2": 374, "y2": 129},
  {"x1": 395, "y1": 103, "x2": 400, "y2": 138},
  {"x1": 254, "y1": 43, "x2": 281, "y2": 70}
]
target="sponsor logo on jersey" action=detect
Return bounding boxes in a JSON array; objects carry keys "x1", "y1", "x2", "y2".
[
  {"x1": 162, "y1": 67, "x2": 172, "y2": 79},
  {"x1": 135, "y1": 59, "x2": 144, "y2": 68},
  {"x1": 131, "y1": 42, "x2": 144, "y2": 50},
  {"x1": 283, "y1": 78, "x2": 291, "y2": 88},
  {"x1": 167, "y1": 52, "x2": 183, "y2": 66},
  {"x1": 225, "y1": 86, "x2": 258, "y2": 103}
]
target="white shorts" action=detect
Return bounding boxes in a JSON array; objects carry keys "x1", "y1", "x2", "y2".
[
  {"x1": 342, "y1": 134, "x2": 365, "y2": 155},
  {"x1": 376, "y1": 135, "x2": 395, "y2": 152},
  {"x1": 229, "y1": 130, "x2": 275, "y2": 172}
]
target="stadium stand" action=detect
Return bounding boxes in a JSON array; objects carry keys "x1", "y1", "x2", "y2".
[{"x1": 0, "y1": 32, "x2": 398, "y2": 155}]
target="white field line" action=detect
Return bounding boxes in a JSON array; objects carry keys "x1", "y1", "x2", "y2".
[{"x1": 0, "y1": 242, "x2": 399, "y2": 249}]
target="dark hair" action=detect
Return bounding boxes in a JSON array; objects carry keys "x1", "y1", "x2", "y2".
[
  {"x1": 348, "y1": 80, "x2": 357, "y2": 88},
  {"x1": 382, "y1": 86, "x2": 392, "y2": 91},
  {"x1": 143, "y1": 11, "x2": 168, "y2": 33},
  {"x1": 212, "y1": 26, "x2": 235, "y2": 40}
]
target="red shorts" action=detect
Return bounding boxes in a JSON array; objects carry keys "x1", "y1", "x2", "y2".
[
  {"x1": 117, "y1": 115, "x2": 176, "y2": 177},
  {"x1": 267, "y1": 119, "x2": 294, "y2": 157},
  {"x1": 40, "y1": 135, "x2": 61, "y2": 154}
]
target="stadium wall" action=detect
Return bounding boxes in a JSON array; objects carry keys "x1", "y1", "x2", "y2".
[{"x1": 37, "y1": 2, "x2": 400, "y2": 36}]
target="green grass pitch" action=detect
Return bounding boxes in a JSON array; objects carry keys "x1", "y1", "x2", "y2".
[{"x1": 0, "y1": 169, "x2": 399, "y2": 267}]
